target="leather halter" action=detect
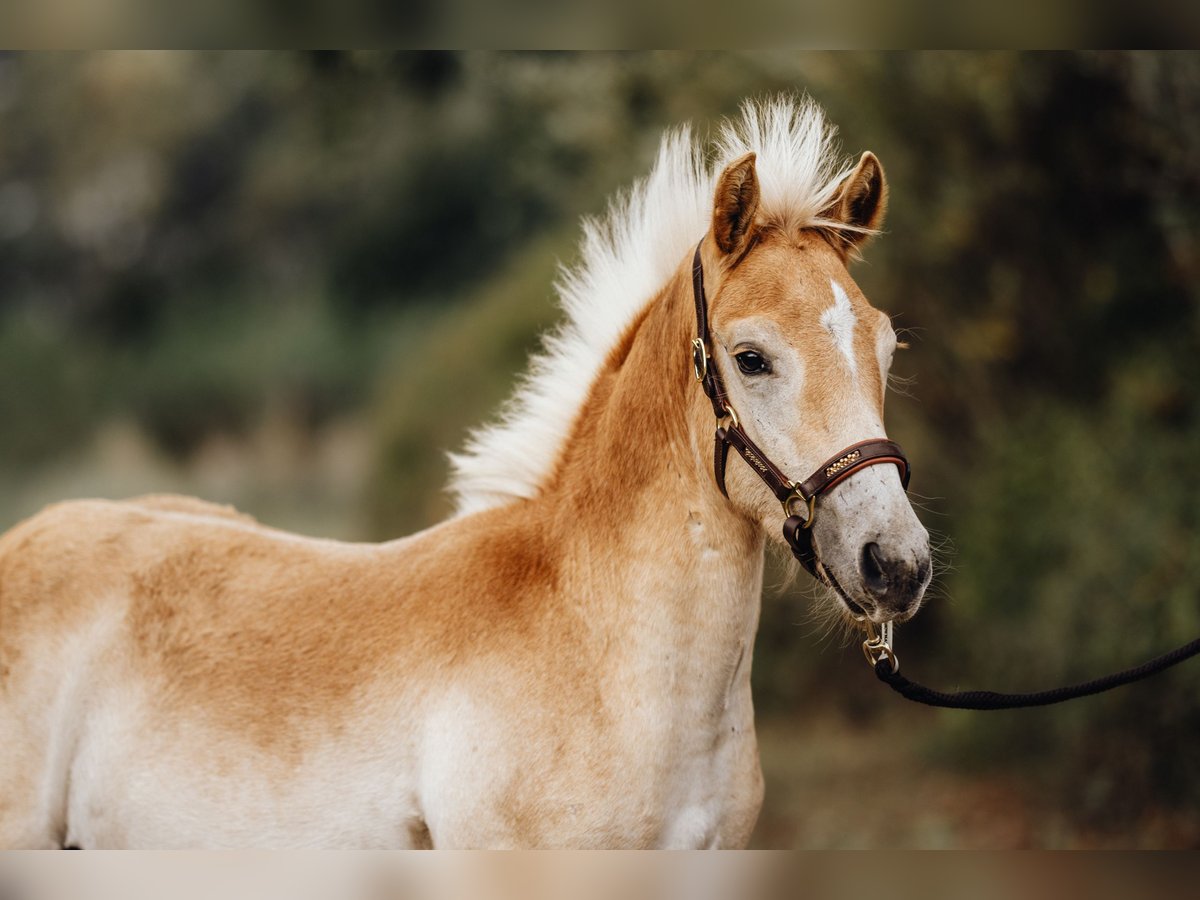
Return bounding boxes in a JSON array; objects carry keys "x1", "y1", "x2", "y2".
[{"x1": 689, "y1": 242, "x2": 911, "y2": 578}]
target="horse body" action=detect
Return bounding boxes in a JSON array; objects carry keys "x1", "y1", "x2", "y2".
[
  {"x1": 0, "y1": 265, "x2": 765, "y2": 847},
  {"x1": 0, "y1": 98, "x2": 930, "y2": 848}
]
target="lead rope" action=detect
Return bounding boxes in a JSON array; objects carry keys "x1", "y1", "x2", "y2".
[{"x1": 863, "y1": 621, "x2": 1200, "y2": 710}]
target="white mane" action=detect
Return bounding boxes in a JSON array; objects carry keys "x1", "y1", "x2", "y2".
[{"x1": 448, "y1": 95, "x2": 857, "y2": 516}]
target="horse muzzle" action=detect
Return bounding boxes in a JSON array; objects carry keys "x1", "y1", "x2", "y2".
[{"x1": 857, "y1": 538, "x2": 932, "y2": 622}]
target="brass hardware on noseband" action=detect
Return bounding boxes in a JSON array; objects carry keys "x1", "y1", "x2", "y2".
[
  {"x1": 782, "y1": 487, "x2": 816, "y2": 527},
  {"x1": 720, "y1": 403, "x2": 740, "y2": 430},
  {"x1": 825, "y1": 449, "x2": 862, "y2": 478}
]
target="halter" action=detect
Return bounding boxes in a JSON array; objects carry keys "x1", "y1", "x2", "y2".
[{"x1": 689, "y1": 241, "x2": 911, "y2": 581}]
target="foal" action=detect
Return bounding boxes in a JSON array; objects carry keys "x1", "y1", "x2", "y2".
[{"x1": 0, "y1": 98, "x2": 930, "y2": 848}]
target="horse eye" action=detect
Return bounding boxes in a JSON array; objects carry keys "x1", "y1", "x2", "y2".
[{"x1": 735, "y1": 350, "x2": 770, "y2": 375}]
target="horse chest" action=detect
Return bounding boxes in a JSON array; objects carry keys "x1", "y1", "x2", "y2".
[
  {"x1": 566, "y1": 674, "x2": 763, "y2": 848},
  {"x1": 604, "y1": 611, "x2": 764, "y2": 846},
  {"x1": 652, "y1": 693, "x2": 762, "y2": 848},
  {"x1": 416, "y1": 660, "x2": 762, "y2": 848}
]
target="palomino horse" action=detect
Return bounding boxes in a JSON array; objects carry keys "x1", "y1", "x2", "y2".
[{"x1": 0, "y1": 98, "x2": 930, "y2": 848}]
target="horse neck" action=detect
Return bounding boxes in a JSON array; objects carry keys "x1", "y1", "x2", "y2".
[{"x1": 540, "y1": 258, "x2": 765, "y2": 676}]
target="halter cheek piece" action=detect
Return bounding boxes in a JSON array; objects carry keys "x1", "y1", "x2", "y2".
[{"x1": 690, "y1": 242, "x2": 911, "y2": 579}]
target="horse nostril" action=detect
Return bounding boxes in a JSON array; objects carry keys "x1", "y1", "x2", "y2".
[{"x1": 860, "y1": 541, "x2": 889, "y2": 594}]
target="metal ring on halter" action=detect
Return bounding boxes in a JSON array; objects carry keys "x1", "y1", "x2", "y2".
[
  {"x1": 720, "y1": 403, "x2": 740, "y2": 430},
  {"x1": 862, "y1": 638, "x2": 899, "y2": 673},
  {"x1": 691, "y1": 337, "x2": 708, "y2": 382},
  {"x1": 782, "y1": 487, "x2": 816, "y2": 527}
]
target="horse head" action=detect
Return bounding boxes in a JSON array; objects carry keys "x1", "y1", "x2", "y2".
[{"x1": 697, "y1": 150, "x2": 932, "y2": 624}]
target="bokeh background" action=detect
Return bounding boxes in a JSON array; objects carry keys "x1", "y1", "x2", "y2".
[{"x1": 1, "y1": 51, "x2": 1198, "y2": 848}]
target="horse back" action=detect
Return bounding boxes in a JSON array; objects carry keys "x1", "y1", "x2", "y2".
[
  {"x1": 0, "y1": 497, "x2": 411, "y2": 747},
  {"x1": 0, "y1": 495, "x2": 560, "y2": 749}
]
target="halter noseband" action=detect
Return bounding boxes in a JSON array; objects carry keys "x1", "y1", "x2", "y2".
[{"x1": 690, "y1": 241, "x2": 911, "y2": 578}]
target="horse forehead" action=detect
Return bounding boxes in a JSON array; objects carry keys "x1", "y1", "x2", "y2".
[
  {"x1": 723, "y1": 237, "x2": 876, "y2": 328},
  {"x1": 720, "y1": 238, "x2": 887, "y2": 404}
]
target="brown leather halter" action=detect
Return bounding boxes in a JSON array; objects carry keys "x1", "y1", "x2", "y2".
[{"x1": 689, "y1": 242, "x2": 911, "y2": 579}]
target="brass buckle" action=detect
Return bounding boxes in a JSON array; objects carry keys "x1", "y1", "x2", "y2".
[
  {"x1": 862, "y1": 619, "x2": 899, "y2": 673},
  {"x1": 782, "y1": 485, "x2": 816, "y2": 527},
  {"x1": 691, "y1": 337, "x2": 708, "y2": 382},
  {"x1": 720, "y1": 403, "x2": 740, "y2": 430}
]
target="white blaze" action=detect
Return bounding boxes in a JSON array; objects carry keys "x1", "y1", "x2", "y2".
[{"x1": 821, "y1": 279, "x2": 858, "y2": 373}]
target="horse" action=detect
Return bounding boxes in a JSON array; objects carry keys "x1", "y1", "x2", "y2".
[{"x1": 0, "y1": 97, "x2": 931, "y2": 848}]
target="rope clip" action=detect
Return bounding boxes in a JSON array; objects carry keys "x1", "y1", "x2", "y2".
[{"x1": 862, "y1": 619, "x2": 899, "y2": 673}]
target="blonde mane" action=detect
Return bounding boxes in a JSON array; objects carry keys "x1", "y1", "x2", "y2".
[{"x1": 448, "y1": 95, "x2": 859, "y2": 516}]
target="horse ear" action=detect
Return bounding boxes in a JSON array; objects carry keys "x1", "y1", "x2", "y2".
[
  {"x1": 824, "y1": 151, "x2": 888, "y2": 248},
  {"x1": 711, "y1": 152, "x2": 760, "y2": 258}
]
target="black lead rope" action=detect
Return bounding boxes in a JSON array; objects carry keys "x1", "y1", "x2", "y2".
[{"x1": 872, "y1": 637, "x2": 1200, "y2": 710}]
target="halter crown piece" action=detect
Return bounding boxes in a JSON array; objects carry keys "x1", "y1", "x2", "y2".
[{"x1": 689, "y1": 242, "x2": 911, "y2": 579}]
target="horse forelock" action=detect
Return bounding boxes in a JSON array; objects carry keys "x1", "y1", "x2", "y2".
[{"x1": 447, "y1": 95, "x2": 866, "y2": 517}]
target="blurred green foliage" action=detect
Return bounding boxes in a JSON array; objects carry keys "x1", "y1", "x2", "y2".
[{"x1": 2, "y1": 52, "x2": 1199, "y2": 840}]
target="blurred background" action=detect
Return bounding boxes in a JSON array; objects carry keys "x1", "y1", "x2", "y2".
[{"x1": 1, "y1": 51, "x2": 1197, "y2": 848}]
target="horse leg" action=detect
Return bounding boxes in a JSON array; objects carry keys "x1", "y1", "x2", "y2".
[
  {"x1": 0, "y1": 710, "x2": 66, "y2": 848},
  {"x1": 0, "y1": 625, "x2": 87, "y2": 848}
]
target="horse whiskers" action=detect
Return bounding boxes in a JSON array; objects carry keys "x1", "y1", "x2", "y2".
[
  {"x1": 794, "y1": 580, "x2": 863, "y2": 648},
  {"x1": 886, "y1": 371, "x2": 918, "y2": 399},
  {"x1": 903, "y1": 489, "x2": 948, "y2": 517},
  {"x1": 765, "y1": 540, "x2": 804, "y2": 595},
  {"x1": 926, "y1": 528, "x2": 957, "y2": 574}
]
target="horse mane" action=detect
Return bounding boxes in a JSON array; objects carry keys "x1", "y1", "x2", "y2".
[{"x1": 447, "y1": 95, "x2": 860, "y2": 516}]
